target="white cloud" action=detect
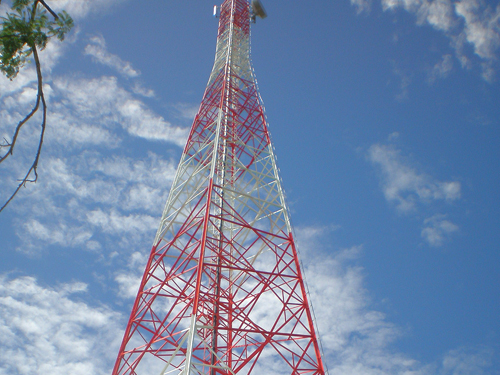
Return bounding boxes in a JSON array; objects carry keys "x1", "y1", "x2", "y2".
[
  {"x1": 2, "y1": 58, "x2": 188, "y2": 152},
  {"x1": 114, "y1": 252, "x2": 149, "y2": 299},
  {"x1": 22, "y1": 219, "x2": 93, "y2": 247},
  {"x1": 86, "y1": 209, "x2": 157, "y2": 236},
  {"x1": 11, "y1": 152, "x2": 176, "y2": 254},
  {"x1": 295, "y1": 229, "x2": 416, "y2": 373},
  {"x1": 115, "y1": 272, "x2": 142, "y2": 299},
  {"x1": 47, "y1": 108, "x2": 121, "y2": 148},
  {"x1": 49, "y1": 0, "x2": 129, "y2": 20},
  {"x1": 1, "y1": 8, "x2": 185, "y2": 227},
  {"x1": 455, "y1": 0, "x2": 500, "y2": 61},
  {"x1": 1, "y1": 228, "x2": 494, "y2": 374},
  {"x1": 0, "y1": 67, "x2": 37, "y2": 99},
  {"x1": 1, "y1": 34, "x2": 186, "y2": 257},
  {"x1": 382, "y1": 0, "x2": 457, "y2": 31},
  {"x1": 421, "y1": 214, "x2": 459, "y2": 246},
  {"x1": 85, "y1": 35, "x2": 140, "y2": 78},
  {"x1": 294, "y1": 224, "x2": 342, "y2": 258},
  {"x1": 378, "y1": 0, "x2": 500, "y2": 80},
  {"x1": 351, "y1": 0, "x2": 373, "y2": 14},
  {"x1": 480, "y1": 61, "x2": 496, "y2": 81},
  {"x1": 440, "y1": 346, "x2": 493, "y2": 374},
  {"x1": 39, "y1": 157, "x2": 123, "y2": 204},
  {"x1": 174, "y1": 102, "x2": 200, "y2": 120},
  {"x1": 368, "y1": 144, "x2": 461, "y2": 212},
  {"x1": 426, "y1": 0, "x2": 456, "y2": 31},
  {"x1": 87, "y1": 152, "x2": 177, "y2": 186},
  {"x1": 428, "y1": 54, "x2": 454, "y2": 82},
  {"x1": 36, "y1": 153, "x2": 176, "y2": 205},
  {"x1": 52, "y1": 76, "x2": 188, "y2": 146},
  {"x1": 391, "y1": 62, "x2": 412, "y2": 101},
  {"x1": 388, "y1": 131, "x2": 400, "y2": 141},
  {"x1": 0, "y1": 3, "x2": 8, "y2": 15},
  {"x1": 368, "y1": 143, "x2": 460, "y2": 246},
  {"x1": 38, "y1": 38, "x2": 70, "y2": 75},
  {"x1": 0, "y1": 275, "x2": 122, "y2": 375},
  {"x1": 132, "y1": 82, "x2": 155, "y2": 98},
  {"x1": 0, "y1": 21, "x2": 71, "y2": 98},
  {"x1": 294, "y1": 226, "x2": 492, "y2": 374}
]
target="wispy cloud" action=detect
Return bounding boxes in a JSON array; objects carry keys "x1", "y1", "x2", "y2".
[
  {"x1": 132, "y1": 82, "x2": 155, "y2": 98},
  {"x1": 294, "y1": 226, "x2": 492, "y2": 373},
  {"x1": 428, "y1": 54, "x2": 454, "y2": 83},
  {"x1": 455, "y1": 0, "x2": 500, "y2": 61},
  {"x1": 2, "y1": 40, "x2": 182, "y2": 254},
  {"x1": 421, "y1": 214, "x2": 459, "y2": 246},
  {"x1": 11, "y1": 152, "x2": 176, "y2": 254},
  {"x1": 49, "y1": 0, "x2": 129, "y2": 20},
  {"x1": 174, "y1": 102, "x2": 200, "y2": 120},
  {"x1": 295, "y1": 229, "x2": 416, "y2": 373},
  {"x1": 441, "y1": 346, "x2": 494, "y2": 374},
  {"x1": 1, "y1": 28, "x2": 186, "y2": 236},
  {"x1": 368, "y1": 144, "x2": 461, "y2": 212},
  {"x1": 114, "y1": 251, "x2": 149, "y2": 299},
  {"x1": 1, "y1": 228, "x2": 494, "y2": 375},
  {"x1": 382, "y1": 0, "x2": 457, "y2": 31},
  {"x1": 0, "y1": 276, "x2": 122, "y2": 375},
  {"x1": 87, "y1": 209, "x2": 157, "y2": 236},
  {"x1": 85, "y1": 35, "x2": 140, "y2": 78},
  {"x1": 0, "y1": 37, "x2": 67, "y2": 99},
  {"x1": 22, "y1": 219, "x2": 93, "y2": 248},
  {"x1": 455, "y1": 0, "x2": 500, "y2": 81},
  {"x1": 350, "y1": 0, "x2": 373, "y2": 14},
  {"x1": 378, "y1": 0, "x2": 500, "y2": 81},
  {"x1": 368, "y1": 143, "x2": 460, "y2": 246},
  {"x1": 52, "y1": 76, "x2": 188, "y2": 146},
  {"x1": 391, "y1": 61, "x2": 413, "y2": 101}
]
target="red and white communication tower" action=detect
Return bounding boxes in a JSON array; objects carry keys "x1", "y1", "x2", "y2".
[{"x1": 113, "y1": 1, "x2": 326, "y2": 374}]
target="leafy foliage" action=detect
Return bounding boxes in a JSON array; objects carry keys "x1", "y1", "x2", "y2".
[{"x1": 0, "y1": 0, "x2": 73, "y2": 79}]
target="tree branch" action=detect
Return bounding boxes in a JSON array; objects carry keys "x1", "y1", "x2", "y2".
[
  {"x1": 0, "y1": 45, "x2": 46, "y2": 213},
  {"x1": 1, "y1": 0, "x2": 72, "y2": 213},
  {"x1": 0, "y1": 0, "x2": 43, "y2": 165},
  {"x1": 38, "y1": 0, "x2": 59, "y2": 20},
  {"x1": 30, "y1": 0, "x2": 39, "y2": 22},
  {"x1": 0, "y1": 83, "x2": 42, "y2": 164}
]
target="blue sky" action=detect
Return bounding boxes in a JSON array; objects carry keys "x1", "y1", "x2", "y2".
[{"x1": 1, "y1": 0, "x2": 499, "y2": 374}]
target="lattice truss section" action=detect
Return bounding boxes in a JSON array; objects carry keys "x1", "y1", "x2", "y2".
[{"x1": 113, "y1": 1, "x2": 326, "y2": 374}]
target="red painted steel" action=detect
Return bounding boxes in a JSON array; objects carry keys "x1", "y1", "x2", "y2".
[{"x1": 113, "y1": 1, "x2": 326, "y2": 374}]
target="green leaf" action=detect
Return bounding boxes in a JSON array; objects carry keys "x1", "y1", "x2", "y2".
[{"x1": 0, "y1": 1, "x2": 73, "y2": 79}]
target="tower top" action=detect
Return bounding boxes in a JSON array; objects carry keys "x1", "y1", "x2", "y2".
[
  {"x1": 213, "y1": 0, "x2": 267, "y2": 23},
  {"x1": 251, "y1": 0, "x2": 267, "y2": 19}
]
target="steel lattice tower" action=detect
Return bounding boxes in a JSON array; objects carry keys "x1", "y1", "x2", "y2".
[{"x1": 113, "y1": 1, "x2": 326, "y2": 374}]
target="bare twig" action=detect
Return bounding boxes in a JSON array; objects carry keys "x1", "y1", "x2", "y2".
[
  {"x1": 0, "y1": 77, "x2": 42, "y2": 164},
  {"x1": 38, "y1": 0, "x2": 58, "y2": 20},
  {"x1": 0, "y1": 1, "x2": 48, "y2": 213},
  {"x1": 0, "y1": 45, "x2": 46, "y2": 213}
]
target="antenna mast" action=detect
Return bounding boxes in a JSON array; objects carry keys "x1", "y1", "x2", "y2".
[{"x1": 112, "y1": 1, "x2": 326, "y2": 373}]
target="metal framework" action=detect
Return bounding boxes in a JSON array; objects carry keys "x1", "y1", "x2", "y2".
[{"x1": 112, "y1": 1, "x2": 326, "y2": 374}]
